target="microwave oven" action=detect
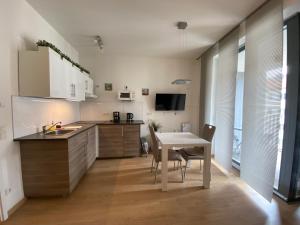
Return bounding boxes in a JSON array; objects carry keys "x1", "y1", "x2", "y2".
[{"x1": 118, "y1": 91, "x2": 135, "y2": 101}]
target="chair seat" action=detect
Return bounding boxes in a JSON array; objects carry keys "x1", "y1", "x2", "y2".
[
  {"x1": 183, "y1": 147, "x2": 204, "y2": 156},
  {"x1": 156, "y1": 149, "x2": 182, "y2": 162},
  {"x1": 179, "y1": 147, "x2": 204, "y2": 161}
]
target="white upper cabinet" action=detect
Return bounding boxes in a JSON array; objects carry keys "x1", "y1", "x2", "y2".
[
  {"x1": 65, "y1": 60, "x2": 77, "y2": 100},
  {"x1": 82, "y1": 72, "x2": 95, "y2": 97},
  {"x1": 49, "y1": 49, "x2": 67, "y2": 98},
  {"x1": 19, "y1": 47, "x2": 92, "y2": 101},
  {"x1": 64, "y1": 60, "x2": 85, "y2": 102},
  {"x1": 76, "y1": 71, "x2": 86, "y2": 101},
  {"x1": 83, "y1": 73, "x2": 89, "y2": 93}
]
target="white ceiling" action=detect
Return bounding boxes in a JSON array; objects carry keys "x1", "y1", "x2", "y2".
[{"x1": 27, "y1": 0, "x2": 266, "y2": 59}]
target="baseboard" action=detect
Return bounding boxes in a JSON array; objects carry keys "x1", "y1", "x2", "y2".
[
  {"x1": 211, "y1": 159, "x2": 231, "y2": 176},
  {"x1": 7, "y1": 198, "x2": 26, "y2": 217},
  {"x1": 273, "y1": 189, "x2": 288, "y2": 201}
]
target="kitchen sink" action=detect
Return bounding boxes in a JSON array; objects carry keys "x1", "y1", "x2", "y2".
[
  {"x1": 62, "y1": 126, "x2": 82, "y2": 130},
  {"x1": 45, "y1": 129, "x2": 75, "y2": 135}
]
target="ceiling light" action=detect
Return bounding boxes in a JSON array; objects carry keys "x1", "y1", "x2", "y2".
[{"x1": 171, "y1": 22, "x2": 191, "y2": 85}]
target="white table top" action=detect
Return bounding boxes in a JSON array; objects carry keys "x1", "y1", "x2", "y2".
[{"x1": 155, "y1": 132, "x2": 210, "y2": 147}]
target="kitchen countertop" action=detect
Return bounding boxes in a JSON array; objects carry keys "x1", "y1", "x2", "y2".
[
  {"x1": 76, "y1": 120, "x2": 144, "y2": 125},
  {"x1": 14, "y1": 123, "x2": 97, "y2": 141},
  {"x1": 14, "y1": 120, "x2": 144, "y2": 141}
]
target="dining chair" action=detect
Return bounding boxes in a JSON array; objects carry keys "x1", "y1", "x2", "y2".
[
  {"x1": 150, "y1": 138, "x2": 161, "y2": 173},
  {"x1": 149, "y1": 132, "x2": 178, "y2": 173},
  {"x1": 178, "y1": 124, "x2": 216, "y2": 180},
  {"x1": 150, "y1": 144, "x2": 180, "y2": 173},
  {"x1": 148, "y1": 125, "x2": 184, "y2": 183}
]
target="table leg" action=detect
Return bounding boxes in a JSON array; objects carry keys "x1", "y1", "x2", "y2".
[
  {"x1": 161, "y1": 145, "x2": 168, "y2": 191},
  {"x1": 203, "y1": 144, "x2": 211, "y2": 188}
]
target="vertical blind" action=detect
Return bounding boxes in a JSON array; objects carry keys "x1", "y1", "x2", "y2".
[
  {"x1": 214, "y1": 29, "x2": 239, "y2": 171},
  {"x1": 200, "y1": 45, "x2": 218, "y2": 127},
  {"x1": 200, "y1": 45, "x2": 218, "y2": 155},
  {"x1": 200, "y1": 0, "x2": 283, "y2": 201},
  {"x1": 240, "y1": 0, "x2": 283, "y2": 201}
]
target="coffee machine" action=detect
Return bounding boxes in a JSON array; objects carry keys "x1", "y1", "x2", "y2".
[
  {"x1": 113, "y1": 111, "x2": 120, "y2": 122},
  {"x1": 126, "y1": 113, "x2": 134, "y2": 121}
]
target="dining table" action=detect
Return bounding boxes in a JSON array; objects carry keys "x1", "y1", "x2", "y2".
[{"x1": 155, "y1": 132, "x2": 212, "y2": 191}]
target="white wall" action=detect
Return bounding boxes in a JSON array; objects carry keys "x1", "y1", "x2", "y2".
[
  {"x1": 80, "y1": 54, "x2": 201, "y2": 136},
  {"x1": 0, "y1": 0, "x2": 79, "y2": 220}
]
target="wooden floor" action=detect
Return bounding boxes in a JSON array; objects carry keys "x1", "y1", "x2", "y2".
[{"x1": 3, "y1": 156, "x2": 300, "y2": 225}]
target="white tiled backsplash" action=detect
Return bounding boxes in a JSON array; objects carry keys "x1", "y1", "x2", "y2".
[
  {"x1": 80, "y1": 101, "x2": 143, "y2": 121},
  {"x1": 12, "y1": 96, "x2": 80, "y2": 138}
]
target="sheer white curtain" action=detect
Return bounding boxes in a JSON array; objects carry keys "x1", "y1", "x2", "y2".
[
  {"x1": 214, "y1": 28, "x2": 239, "y2": 171},
  {"x1": 200, "y1": 45, "x2": 218, "y2": 127},
  {"x1": 240, "y1": 0, "x2": 283, "y2": 201},
  {"x1": 200, "y1": 46, "x2": 219, "y2": 155}
]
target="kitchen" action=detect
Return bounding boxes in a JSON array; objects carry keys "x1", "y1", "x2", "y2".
[
  {"x1": 2, "y1": 0, "x2": 298, "y2": 225},
  {"x1": 10, "y1": 40, "x2": 195, "y2": 198},
  {"x1": 0, "y1": 0, "x2": 199, "y2": 218}
]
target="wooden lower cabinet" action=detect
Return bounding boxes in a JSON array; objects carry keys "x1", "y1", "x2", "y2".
[
  {"x1": 99, "y1": 125, "x2": 123, "y2": 158},
  {"x1": 98, "y1": 125, "x2": 140, "y2": 158},
  {"x1": 20, "y1": 140, "x2": 70, "y2": 197},
  {"x1": 19, "y1": 127, "x2": 96, "y2": 197},
  {"x1": 68, "y1": 131, "x2": 88, "y2": 192},
  {"x1": 123, "y1": 125, "x2": 140, "y2": 157},
  {"x1": 86, "y1": 127, "x2": 96, "y2": 169}
]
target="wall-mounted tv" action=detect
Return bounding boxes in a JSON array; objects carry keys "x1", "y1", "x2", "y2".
[{"x1": 155, "y1": 93, "x2": 186, "y2": 111}]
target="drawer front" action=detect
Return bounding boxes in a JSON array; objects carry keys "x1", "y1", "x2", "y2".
[
  {"x1": 123, "y1": 125, "x2": 140, "y2": 156},
  {"x1": 69, "y1": 145, "x2": 87, "y2": 192},
  {"x1": 99, "y1": 125, "x2": 123, "y2": 158},
  {"x1": 87, "y1": 127, "x2": 96, "y2": 169},
  {"x1": 68, "y1": 131, "x2": 88, "y2": 192},
  {"x1": 68, "y1": 131, "x2": 88, "y2": 151}
]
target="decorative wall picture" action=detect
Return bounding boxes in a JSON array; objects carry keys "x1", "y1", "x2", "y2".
[
  {"x1": 105, "y1": 83, "x2": 112, "y2": 91},
  {"x1": 142, "y1": 88, "x2": 149, "y2": 96}
]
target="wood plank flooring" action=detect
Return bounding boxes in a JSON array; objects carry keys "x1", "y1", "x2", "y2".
[{"x1": 3, "y1": 156, "x2": 300, "y2": 225}]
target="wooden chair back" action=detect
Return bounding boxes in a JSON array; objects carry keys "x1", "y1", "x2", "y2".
[
  {"x1": 202, "y1": 124, "x2": 216, "y2": 142},
  {"x1": 148, "y1": 125, "x2": 160, "y2": 163}
]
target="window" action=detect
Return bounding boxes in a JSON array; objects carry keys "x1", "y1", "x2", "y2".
[
  {"x1": 232, "y1": 39, "x2": 245, "y2": 167},
  {"x1": 274, "y1": 26, "x2": 287, "y2": 189}
]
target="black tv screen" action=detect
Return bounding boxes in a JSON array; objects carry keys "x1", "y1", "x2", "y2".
[{"x1": 155, "y1": 94, "x2": 186, "y2": 111}]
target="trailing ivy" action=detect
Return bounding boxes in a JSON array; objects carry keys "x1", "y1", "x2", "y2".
[{"x1": 36, "y1": 40, "x2": 90, "y2": 74}]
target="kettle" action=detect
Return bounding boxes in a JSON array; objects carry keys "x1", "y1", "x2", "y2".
[{"x1": 126, "y1": 113, "x2": 134, "y2": 121}]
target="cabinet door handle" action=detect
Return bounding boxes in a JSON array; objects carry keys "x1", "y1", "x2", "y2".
[
  {"x1": 70, "y1": 84, "x2": 74, "y2": 97},
  {"x1": 73, "y1": 84, "x2": 76, "y2": 97},
  {"x1": 122, "y1": 127, "x2": 123, "y2": 137}
]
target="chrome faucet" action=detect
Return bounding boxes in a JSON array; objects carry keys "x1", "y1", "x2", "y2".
[{"x1": 42, "y1": 121, "x2": 62, "y2": 134}]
